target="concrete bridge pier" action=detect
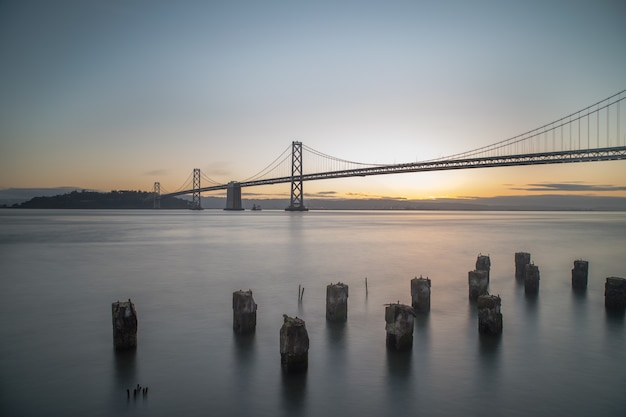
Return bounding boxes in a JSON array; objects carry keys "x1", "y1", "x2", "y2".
[
  {"x1": 515, "y1": 252, "x2": 531, "y2": 280},
  {"x1": 477, "y1": 294, "x2": 503, "y2": 335},
  {"x1": 326, "y1": 282, "x2": 348, "y2": 321},
  {"x1": 225, "y1": 181, "x2": 244, "y2": 211},
  {"x1": 112, "y1": 300, "x2": 137, "y2": 350},
  {"x1": 233, "y1": 290, "x2": 257, "y2": 333},
  {"x1": 468, "y1": 270, "x2": 489, "y2": 300},
  {"x1": 605, "y1": 277, "x2": 626, "y2": 311},
  {"x1": 571, "y1": 260, "x2": 589, "y2": 290},
  {"x1": 385, "y1": 303, "x2": 416, "y2": 350},
  {"x1": 280, "y1": 315, "x2": 309, "y2": 372},
  {"x1": 410, "y1": 276, "x2": 431, "y2": 313}
]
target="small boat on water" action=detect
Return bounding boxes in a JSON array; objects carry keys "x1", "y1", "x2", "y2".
[{"x1": 251, "y1": 204, "x2": 262, "y2": 211}]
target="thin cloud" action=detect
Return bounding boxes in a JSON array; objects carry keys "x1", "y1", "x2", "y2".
[
  {"x1": 510, "y1": 182, "x2": 626, "y2": 192},
  {"x1": 144, "y1": 169, "x2": 168, "y2": 176}
]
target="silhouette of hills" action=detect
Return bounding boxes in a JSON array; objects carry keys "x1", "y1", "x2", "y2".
[{"x1": 7, "y1": 190, "x2": 189, "y2": 209}]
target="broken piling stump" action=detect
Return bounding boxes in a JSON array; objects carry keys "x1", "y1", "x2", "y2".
[
  {"x1": 477, "y1": 294, "x2": 503, "y2": 335},
  {"x1": 112, "y1": 300, "x2": 137, "y2": 350},
  {"x1": 468, "y1": 270, "x2": 489, "y2": 301},
  {"x1": 410, "y1": 276, "x2": 431, "y2": 313},
  {"x1": 515, "y1": 252, "x2": 531, "y2": 280},
  {"x1": 280, "y1": 315, "x2": 309, "y2": 372},
  {"x1": 476, "y1": 254, "x2": 491, "y2": 279},
  {"x1": 385, "y1": 303, "x2": 416, "y2": 351},
  {"x1": 524, "y1": 263, "x2": 540, "y2": 294},
  {"x1": 326, "y1": 282, "x2": 348, "y2": 321},
  {"x1": 571, "y1": 260, "x2": 589, "y2": 290},
  {"x1": 233, "y1": 290, "x2": 257, "y2": 333},
  {"x1": 604, "y1": 277, "x2": 626, "y2": 311}
]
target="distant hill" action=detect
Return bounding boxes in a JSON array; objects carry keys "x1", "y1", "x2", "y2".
[{"x1": 10, "y1": 190, "x2": 190, "y2": 209}]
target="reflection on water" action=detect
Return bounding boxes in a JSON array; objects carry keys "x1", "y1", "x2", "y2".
[{"x1": 281, "y1": 371, "x2": 307, "y2": 416}]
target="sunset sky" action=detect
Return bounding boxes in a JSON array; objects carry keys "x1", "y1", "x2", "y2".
[{"x1": 1, "y1": 0, "x2": 625, "y2": 200}]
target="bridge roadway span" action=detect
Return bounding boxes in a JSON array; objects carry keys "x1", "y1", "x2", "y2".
[{"x1": 160, "y1": 145, "x2": 626, "y2": 199}]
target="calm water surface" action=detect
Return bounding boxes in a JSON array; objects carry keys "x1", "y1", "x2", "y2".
[{"x1": 0, "y1": 209, "x2": 625, "y2": 417}]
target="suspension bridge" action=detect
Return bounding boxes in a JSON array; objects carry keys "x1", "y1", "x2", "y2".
[{"x1": 153, "y1": 90, "x2": 626, "y2": 211}]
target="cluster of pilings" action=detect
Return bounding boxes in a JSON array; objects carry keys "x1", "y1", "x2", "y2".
[{"x1": 112, "y1": 255, "x2": 624, "y2": 376}]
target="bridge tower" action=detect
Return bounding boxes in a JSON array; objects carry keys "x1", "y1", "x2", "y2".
[
  {"x1": 286, "y1": 141, "x2": 308, "y2": 211},
  {"x1": 191, "y1": 168, "x2": 202, "y2": 210},
  {"x1": 153, "y1": 182, "x2": 161, "y2": 209}
]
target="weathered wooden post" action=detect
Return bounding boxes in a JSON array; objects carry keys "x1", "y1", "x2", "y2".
[
  {"x1": 604, "y1": 277, "x2": 626, "y2": 311},
  {"x1": 385, "y1": 303, "x2": 415, "y2": 350},
  {"x1": 280, "y1": 315, "x2": 309, "y2": 372},
  {"x1": 477, "y1": 294, "x2": 502, "y2": 335},
  {"x1": 410, "y1": 276, "x2": 431, "y2": 313},
  {"x1": 524, "y1": 263, "x2": 540, "y2": 294},
  {"x1": 233, "y1": 290, "x2": 257, "y2": 333},
  {"x1": 468, "y1": 270, "x2": 489, "y2": 301},
  {"x1": 571, "y1": 260, "x2": 589, "y2": 290},
  {"x1": 112, "y1": 299, "x2": 137, "y2": 350},
  {"x1": 476, "y1": 254, "x2": 491, "y2": 279},
  {"x1": 326, "y1": 282, "x2": 348, "y2": 321},
  {"x1": 515, "y1": 252, "x2": 531, "y2": 280}
]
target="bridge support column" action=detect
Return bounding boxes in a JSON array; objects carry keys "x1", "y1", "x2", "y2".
[
  {"x1": 286, "y1": 141, "x2": 308, "y2": 211},
  {"x1": 153, "y1": 182, "x2": 160, "y2": 209},
  {"x1": 225, "y1": 181, "x2": 244, "y2": 211},
  {"x1": 191, "y1": 168, "x2": 202, "y2": 210}
]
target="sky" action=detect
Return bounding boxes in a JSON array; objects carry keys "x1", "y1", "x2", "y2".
[{"x1": 1, "y1": 0, "x2": 625, "y2": 200}]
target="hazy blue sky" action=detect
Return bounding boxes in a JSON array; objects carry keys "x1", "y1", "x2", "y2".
[{"x1": 1, "y1": 0, "x2": 625, "y2": 199}]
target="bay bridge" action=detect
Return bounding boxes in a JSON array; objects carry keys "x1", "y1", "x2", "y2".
[{"x1": 153, "y1": 90, "x2": 626, "y2": 211}]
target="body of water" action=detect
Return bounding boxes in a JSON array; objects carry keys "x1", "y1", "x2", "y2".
[{"x1": 1, "y1": 209, "x2": 625, "y2": 416}]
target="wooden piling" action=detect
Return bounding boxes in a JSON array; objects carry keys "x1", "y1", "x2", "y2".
[
  {"x1": 515, "y1": 252, "x2": 531, "y2": 280},
  {"x1": 468, "y1": 270, "x2": 489, "y2": 301},
  {"x1": 326, "y1": 282, "x2": 349, "y2": 321},
  {"x1": 524, "y1": 263, "x2": 540, "y2": 294},
  {"x1": 605, "y1": 277, "x2": 626, "y2": 311},
  {"x1": 280, "y1": 315, "x2": 309, "y2": 372},
  {"x1": 410, "y1": 276, "x2": 431, "y2": 313},
  {"x1": 385, "y1": 303, "x2": 415, "y2": 350},
  {"x1": 232, "y1": 290, "x2": 257, "y2": 333},
  {"x1": 112, "y1": 300, "x2": 137, "y2": 350},
  {"x1": 571, "y1": 260, "x2": 589, "y2": 290},
  {"x1": 476, "y1": 254, "x2": 491, "y2": 279},
  {"x1": 477, "y1": 294, "x2": 503, "y2": 335}
]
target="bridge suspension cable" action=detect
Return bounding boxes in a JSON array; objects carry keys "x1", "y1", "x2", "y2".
[
  {"x1": 200, "y1": 171, "x2": 222, "y2": 186},
  {"x1": 239, "y1": 143, "x2": 292, "y2": 182},
  {"x1": 436, "y1": 90, "x2": 625, "y2": 161}
]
